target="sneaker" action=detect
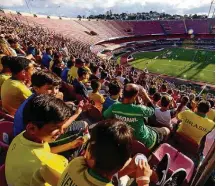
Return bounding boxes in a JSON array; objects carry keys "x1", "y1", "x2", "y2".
[
  {"x1": 156, "y1": 153, "x2": 171, "y2": 185},
  {"x1": 163, "y1": 168, "x2": 187, "y2": 186}
]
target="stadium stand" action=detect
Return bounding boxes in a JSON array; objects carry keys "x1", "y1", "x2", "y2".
[{"x1": 0, "y1": 10, "x2": 214, "y2": 186}]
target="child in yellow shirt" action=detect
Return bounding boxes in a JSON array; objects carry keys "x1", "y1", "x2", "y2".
[{"x1": 89, "y1": 80, "x2": 105, "y2": 112}]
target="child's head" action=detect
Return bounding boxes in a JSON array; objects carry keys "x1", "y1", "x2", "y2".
[
  {"x1": 149, "y1": 86, "x2": 157, "y2": 96},
  {"x1": 160, "y1": 95, "x2": 171, "y2": 108},
  {"x1": 86, "y1": 119, "x2": 133, "y2": 176},
  {"x1": 31, "y1": 70, "x2": 61, "y2": 96},
  {"x1": 77, "y1": 67, "x2": 88, "y2": 80},
  {"x1": 153, "y1": 92, "x2": 161, "y2": 103},
  {"x1": 91, "y1": 80, "x2": 101, "y2": 92},
  {"x1": 181, "y1": 96, "x2": 189, "y2": 106},
  {"x1": 100, "y1": 71, "x2": 108, "y2": 80},
  {"x1": 108, "y1": 81, "x2": 121, "y2": 97},
  {"x1": 23, "y1": 94, "x2": 72, "y2": 143}
]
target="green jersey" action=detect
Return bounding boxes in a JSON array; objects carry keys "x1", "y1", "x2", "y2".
[{"x1": 103, "y1": 102, "x2": 157, "y2": 149}]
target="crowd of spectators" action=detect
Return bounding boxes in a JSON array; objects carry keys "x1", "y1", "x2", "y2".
[{"x1": 0, "y1": 14, "x2": 215, "y2": 186}]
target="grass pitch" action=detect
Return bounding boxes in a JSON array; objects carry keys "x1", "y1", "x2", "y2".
[{"x1": 130, "y1": 48, "x2": 215, "y2": 84}]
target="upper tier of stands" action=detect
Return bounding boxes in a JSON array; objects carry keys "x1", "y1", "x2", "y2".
[{"x1": 2, "y1": 12, "x2": 214, "y2": 45}]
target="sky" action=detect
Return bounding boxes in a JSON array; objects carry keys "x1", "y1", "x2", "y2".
[{"x1": 0, "y1": 0, "x2": 214, "y2": 17}]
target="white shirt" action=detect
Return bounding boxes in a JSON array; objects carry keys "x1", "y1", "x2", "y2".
[
  {"x1": 116, "y1": 76, "x2": 125, "y2": 84},
  {"x1": 155, "y1": 108, "x2": 172, "y2": 128}
]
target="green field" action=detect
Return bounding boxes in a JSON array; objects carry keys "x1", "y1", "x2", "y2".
[{"x1": 129, "y1": 48, "x2": 215, "y2": 84}]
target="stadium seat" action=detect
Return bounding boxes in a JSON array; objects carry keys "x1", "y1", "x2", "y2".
[
  {"x1": 60, "y1": 82, "x2": 76, "y2": 101},
  {"x1": 149, "y1": 143, "x2": 178, "y2": 167},
  {"x1": 131, "y1": 140, "x2": 150, "y2": 158},
  {"x1": 0, "y1": 164, "x2": 7, "y2": 186},
  {"x1": 172, "y1": 132, "x2": 199, "y2": 156},
  {"x1": 0, "y1": 142, "x2": 9, "y2": 166},
  {"x1": 0, "y1": 121, "x2": 14, "y2": 144},
  {"x1": 0, "y1": 111, "x2": 14, "y2": 122},
  {"x1": 86, "y1": 105, "x2": 103, "y2": 123},
  {"x1": 149, "y1": 143, "x2": 195, "y2": 186},
  {"x1": 171, "y1": 152, "x2": 195, "y2": 185}
]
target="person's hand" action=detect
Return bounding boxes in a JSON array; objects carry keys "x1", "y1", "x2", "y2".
[
  {"x1": 71, "y1": 137, "x2": 84, "y2": 149},
  {"x1": 136, "y1": 160, "x2": 152, "y2": 185}
]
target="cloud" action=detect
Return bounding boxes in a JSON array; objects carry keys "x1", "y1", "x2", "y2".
[{"x1": 0, "y1": 0, "x2": 212, "y2": 16}]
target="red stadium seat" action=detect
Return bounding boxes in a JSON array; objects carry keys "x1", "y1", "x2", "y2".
[
  {"x1": 171, "y1": 152, "x2": 195, "y2": 185},
  {"x1": 0, "y1": 164, "x2": 7, "y2": 186},
  {"x1": 0, "y1": 142, "x2": 9, "y2": 166},
  {"x1": 86, "y1": 105, "x2": 103, "y2": 123},
  {"x1": 149, "y1": 143, "x2": 195, "y2": 185},
  {"x1": 131, "y1": 140, "x2": 150, "y2": 158},
  {"x1": 173, "y1": 132, "x2": 199, "y2": 156},
  {"x1": 0, "y1": 111, "x2": 14, "y2": 122},
  {"x1": 0, "y1": 122, "x2": 14, "y2": 144}
]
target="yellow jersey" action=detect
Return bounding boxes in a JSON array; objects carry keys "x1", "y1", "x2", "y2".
[
  {"x1": 177, "y1": 110, "x2": 214, "y2": 144},
  {"x1": 67, "y1": 66, "x2": 78, "y2": 83},
  {"x1": 207, "y1": 108, "x2": 215, "y2": 121},
  {"x1": 5, "y1": 132, "x2": 68, "y2": 186},
  {"x1": 57, "y1": 157, "x2": 113, "y2": 186},
  {"x1": 89, "y1": 92, "x2": 105, "y2": 112},
  {"x1": 1, "y1": 78, "x2": 32, "y2": 116},
  {"x1": 0, "y1": 73, "x2": 11, "y2": 97}
]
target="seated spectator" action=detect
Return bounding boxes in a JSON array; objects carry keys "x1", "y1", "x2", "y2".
[
  {"x1": 103, "y1": 81, "x2": 121, "y2": 112},
  {"x1": 7, "y1": 38, "x2": 26, "y2": 56},
  {"x1": 177, "y1": 101, "x2": 215, "y2": 145},
  {"x1": 0, "y1": 56, "x2": 12, "y2": 95},
  {"x1": 116, "y1": 70, "x2": 125, "y2": 84},
  {"x1": 57, "y1": 119, "x2": 153, "y2": 186},
  {"x1": 5, "y1": 95, "x2": 84, "y2": 186},
  {"x1": 149, "y1": 86, "x2": 157, "y2": 98},
  {"x1": 73, "y1": 67, "x2": 88, "y2": 99},
  {"x1": 104, "y1": 84, "x2": 170, "y2": 149},
  {"x1": 83, "y1": 60, "x2": 91, "y2": 74},
  {"x1": 89, "y1": 80, "x2": 105, "y2": 112},
  {"x1": 67, "y1": 58, "x2": 85, "y2": 84},
  {"x1": 160, "y1": 84, "x2": 168, "y2": 96},
  {"x1": 207, "y1": 99, "x2": 215, "y2": 121},
  {"x1": 155, "y1": 96, "x2": 176, "y2": 128},
  {"x1": 89, "y1": 65, "x2": 100, "y2": 81},
  {"x1": 176, "y1": 96, "x2": 189, "y2": 112},
  {"x1": 187, "y1": 93, "x2": 196, "y2": 110},
  {"x1": 52, "y1": 54, "x2": 64, "y2": 77},
  {"x1": 1, "y1": 56, "x2": 32, "y2": 115},
  {"x1": 152, "y1": 92, "x2": 161, "y2": 108},
  {"x1": 100, "y1": 70, "x2": 108, "y2": 90},
  {"x1": 41, "y1": 47, "x2": 53, "y2": 69},
  {"x1": 61, "y1": 60, "x2": 73, "y2": 82},
  {"x1": 14, "y1": 70, "x2": 62, "y2": 136}
]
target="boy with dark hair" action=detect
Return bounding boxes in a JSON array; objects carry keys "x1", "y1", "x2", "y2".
[
  {"x1": 57, "y1": 119, "x2": 153, "y2": 186},
  {"x1": 6, "y1": 95, "x2": 84, "y2": 186},
  {"x1": 73, "y1": 67, "x2": 89, "y2": 99},
  {"x1": 13, "y1": 70, "x2": 62, "y2": 136},
  {"x1": 177, "y1": 100, "x2": 214, "y2": 145},
  {"x1": 67, "y1": 58, "x2": 85, "y2": 83},
  {"x1": 89, "y1": 65, "x2": 100, "y2": 81},
  {"x1": 103, "y1": 81, "x2": 121, "y2": 111},
  {"x1": 152, "y1": 92, "x2": 161, "y2": 108},
  {"x1": 1, "y1": 56, "x2": 32, "y2": 115},
  {"x1": 89, "y1": 80, "x2": 105, "y2": 112}
]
